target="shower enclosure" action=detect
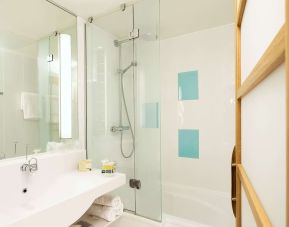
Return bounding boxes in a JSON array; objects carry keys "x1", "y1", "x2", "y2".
[{"x1": 86, "y1": 0, "x2": 161, "y2": 221}]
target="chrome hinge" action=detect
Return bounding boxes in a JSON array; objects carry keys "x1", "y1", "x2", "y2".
[
  {"x1": 129, "y1": 29, "x2": 140, "y2": 40},
  {"x1": 47, "y1": 54, "x2": 54, "y2": 62}
]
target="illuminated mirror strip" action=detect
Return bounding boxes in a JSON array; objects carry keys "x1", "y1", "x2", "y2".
[{"x1": 59, "y1": 34, "x2": 72, "y2": 139}]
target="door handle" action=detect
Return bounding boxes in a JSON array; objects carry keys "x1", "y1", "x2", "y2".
[{"x1": 231, "y1": 146, "x2": 236, "y2": 217}]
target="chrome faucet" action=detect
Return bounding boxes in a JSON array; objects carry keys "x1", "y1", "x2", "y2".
[
  {"x1": 13, "y1": 141, "x2": 18, "y2": 154},
  {"x1": 20, "y1": 158, "x2": 38, "y2": 172}
]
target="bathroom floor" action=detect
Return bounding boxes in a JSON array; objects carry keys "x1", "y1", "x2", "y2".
[
  {"x1": 109, "y1": 213, "x2": 160, "y2": 227},
  {"x1": 109, "y1": 213, "x2": 211, "y2": 227}
]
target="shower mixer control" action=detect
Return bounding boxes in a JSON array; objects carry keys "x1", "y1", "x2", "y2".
[{"x1": 111, "y1": 126, "x2": 130, "y2": 133}]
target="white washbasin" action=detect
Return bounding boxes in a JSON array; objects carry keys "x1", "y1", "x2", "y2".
[{"x1": 0, "y1": 150, "x2": 126, "y2": 227}]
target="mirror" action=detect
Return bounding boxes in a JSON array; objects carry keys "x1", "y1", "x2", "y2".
[{"x1": 0, "y1": 0, "x2": 78, "y2": 160}]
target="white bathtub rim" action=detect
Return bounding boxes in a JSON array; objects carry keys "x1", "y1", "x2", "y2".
[
  {"x1": 163, "y1": 181, "x2": 230, "y2": 198},
  {"x1": 164, "y1": 190, "x2": 229, "y2": 217}
]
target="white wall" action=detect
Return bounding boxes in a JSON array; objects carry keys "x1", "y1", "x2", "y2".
[
  {"x1": 241, "y1": 0, "x2": 285, "y2": 226},
  {"x1": 161, "y1": 24, "x2": 235, "y2": 226}
]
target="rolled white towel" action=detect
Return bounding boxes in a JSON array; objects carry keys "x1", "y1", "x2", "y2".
[
  {"x1": 115, "y1": 202, "x2": 124, "y2": 216},
  {"x1": 94, "y1": 194, "x2": 121, "y2": 208},
  {"x1": 88, "y1": 204, "x2": 117, "y2": 222}
]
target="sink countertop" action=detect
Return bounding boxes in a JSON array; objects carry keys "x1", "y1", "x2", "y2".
[{"x1": 1, "y1": 170, "x2": 125, "y2": 227}]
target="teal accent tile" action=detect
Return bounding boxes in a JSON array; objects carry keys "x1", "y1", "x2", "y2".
[
  {"x1": 178, "y1": 70, "x2": 199, "y2": 100},
  {"x1": 178, "y1": 129, "x2": 199, "y2": 159},
  {"x1": 142, "y1": 102, "x2": 159, "y2": 128}
]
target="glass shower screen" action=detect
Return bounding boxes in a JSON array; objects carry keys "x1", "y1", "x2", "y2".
[{"x1": 86, "y1": 0, "x2": 161, "y2": 221}]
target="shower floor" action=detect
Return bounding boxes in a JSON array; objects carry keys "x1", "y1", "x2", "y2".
[{"x1": 109, "y1": 213, "x2": 210, "y2": 227}]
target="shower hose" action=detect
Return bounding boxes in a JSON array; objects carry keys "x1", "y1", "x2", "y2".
[{"x1": 120, "y1": 73, "x2": 135, "y2": 158}]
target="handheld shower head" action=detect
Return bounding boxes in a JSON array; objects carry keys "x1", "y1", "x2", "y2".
[{"x1": 118, "y1": 61, "x2": 137, "y2": 75}]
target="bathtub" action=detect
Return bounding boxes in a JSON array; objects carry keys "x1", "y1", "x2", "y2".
[{"x1": 163, "y1": 183, "x2": 235, "y2": 227}]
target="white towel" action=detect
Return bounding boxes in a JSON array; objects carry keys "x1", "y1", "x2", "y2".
[
  {"x1": 20, "y1": 92, "x2": 41, "y2": 120},
  {"x1": 94, "y1": 194, "x2": 121, "y2": 207},
  {"x1": 115, "y1": 202, "x2": 124, "y2": 216},
  {"x1": 88, "y1": 204, "x2": 117, "y2": 222}
]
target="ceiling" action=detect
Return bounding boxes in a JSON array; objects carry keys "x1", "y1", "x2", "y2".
[
  {"x1": 0, "y1": 0, "x2": 75, "y2": 48},
  {"x1": 0, "y1": 0, "x2": 234, "y2": 44},
  {"x1": 52, "y1": 0, "x2": 234, "y2": 39},
  {"x1": 160, "y1": 0, "x2": 234, "y2": 38}
]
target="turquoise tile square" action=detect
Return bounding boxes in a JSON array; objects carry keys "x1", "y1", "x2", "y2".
[
  {"x1": 178, "y1": 129, "x2": 199, "y2": 159},
  {"x1": 178, "y1": 70, "x2": 199, "y2": 100},
  {"x1": 142, "y1": 102, "x2": 159, "y2": 128}
]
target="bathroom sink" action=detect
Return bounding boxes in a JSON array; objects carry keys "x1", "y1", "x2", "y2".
[
  {"x1": 0, "y1": 151, "x2": 125, "y2": 227},
  {"x1": 1, "y1": 170, "x2": 125, "y2": 227}
]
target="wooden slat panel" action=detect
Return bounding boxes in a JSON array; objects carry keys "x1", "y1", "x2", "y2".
[
  {"x1": 235, "y1": 25, "x2": 242, "y2": 227},
  {"x1": 237, "y1": 0, "x2": 247, "y2": 27},
  {"x1": 237, "y1": 165, "x2": 272, "y2": 227},
  {"x1": 285, "y1": 0, "x2": 289, "y2": 226},
  {"x1": 237, "y1": 25, "x2": 285, "y2": 99},
  {"x1": 235, "y1": 0, "x2": 242, "y2": 226}
]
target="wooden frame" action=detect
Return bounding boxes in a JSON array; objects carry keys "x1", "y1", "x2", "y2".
[
  {"x1": 237, "y1": 25, "x2": 285, "y2": 99},
  {"x1": 236, "y1": 0, "x2": 247, "y2": 27},
  {"x1": 234, "y1": 0, "x2": 288, "y2": 226},
  {"x1": 237, "y1": 165, "x2": 272, "y2": 227},
  {"x1": 285, "y1": 0, "x2": 289, "y2": 227},
  {"x1": 235, "y1": 1, "x2": 243, "y2": 226}
]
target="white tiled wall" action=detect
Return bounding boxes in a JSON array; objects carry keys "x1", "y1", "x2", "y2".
[{"x1": 161, "y1": 24, "x2": 235, "y2": 226}]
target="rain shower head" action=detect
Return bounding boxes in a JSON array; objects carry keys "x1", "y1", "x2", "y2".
[
  {"x1": 114, "y1": 37, "x2": 134, "y2": 47},
  {"x1": 114, "y1": 29, "x2": 157, "y2": 48}
]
